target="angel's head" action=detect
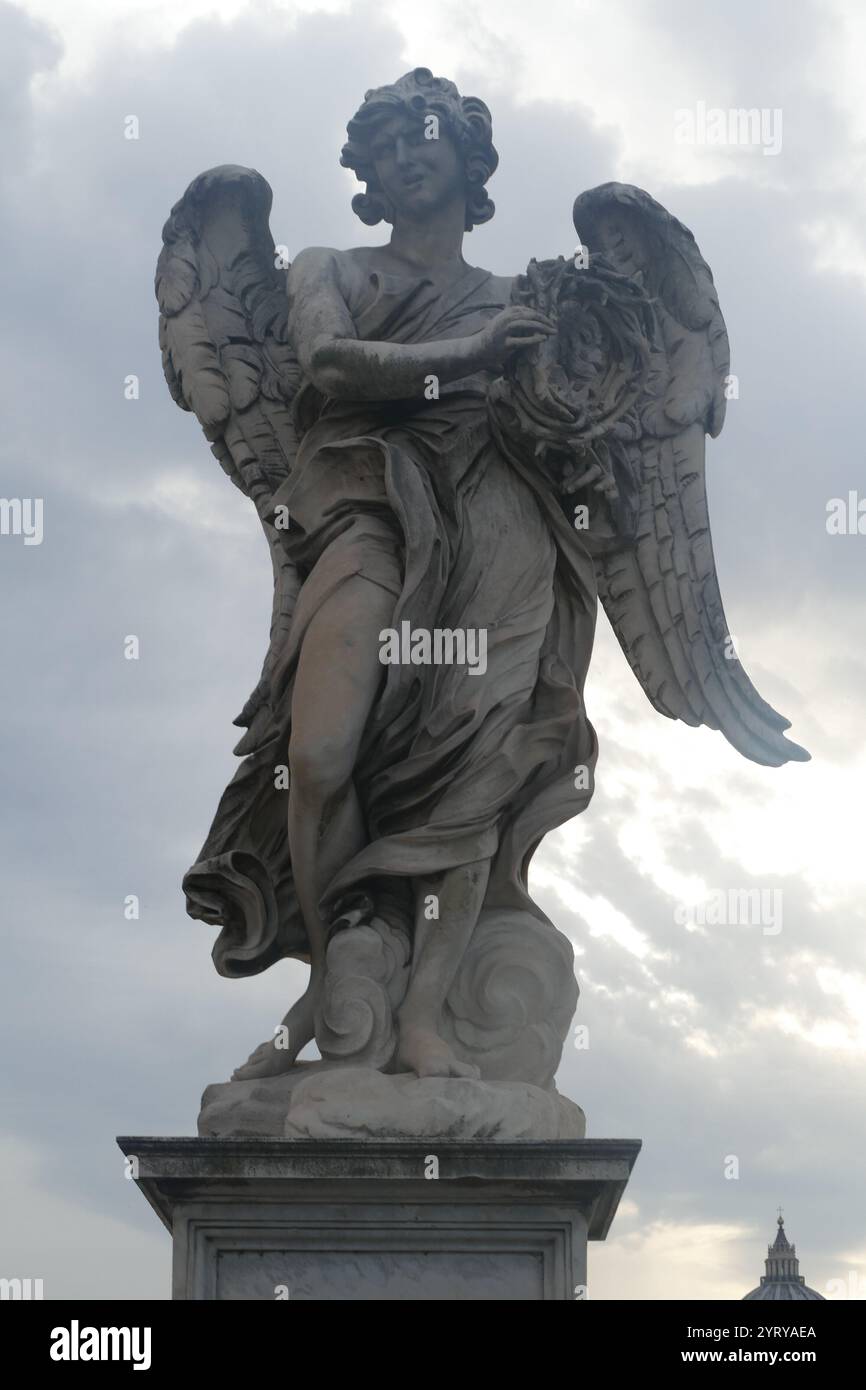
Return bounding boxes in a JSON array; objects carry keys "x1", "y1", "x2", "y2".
[{"x1": 340, "y1": 68, "x2": 498, "y2": 231}]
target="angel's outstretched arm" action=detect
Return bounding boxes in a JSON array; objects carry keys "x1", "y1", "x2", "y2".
[{"x1": 288, "y1": 247, "x2": 551, "y2": 400}]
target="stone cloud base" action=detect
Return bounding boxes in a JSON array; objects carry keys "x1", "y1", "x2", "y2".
[{"x1": 117, "y1": 1137, "x2": 641, "y2": 1301}]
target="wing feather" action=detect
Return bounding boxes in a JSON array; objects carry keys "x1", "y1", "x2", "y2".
[
  {"x1": 156, "y1": 165, "x2": 302, "y2": 734},
  {"x1": 574, "y1": 183, "x2": 808, "y2": 766}
]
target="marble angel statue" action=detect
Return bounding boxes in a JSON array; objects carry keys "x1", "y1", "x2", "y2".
[{"x1": 155, "y1": 68, "x2": 807, "y2": 1127}]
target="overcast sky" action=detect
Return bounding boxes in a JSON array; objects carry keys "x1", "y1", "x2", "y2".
[{"x1": 1, "y1": 0, "x2": 864, "y2": 1301}]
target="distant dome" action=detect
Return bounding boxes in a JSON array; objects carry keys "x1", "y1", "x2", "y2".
[{"x1": 742, "y1": 1213, "x2": 825, "y2": 1301}]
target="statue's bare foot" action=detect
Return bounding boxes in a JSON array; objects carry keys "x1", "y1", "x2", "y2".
[
  {"x1": 231, "y1": 975, "x2": 323, "y2": 1081},
  {"x1": 395, "y1": 1024, "x2": 481, "y2": 1080}
]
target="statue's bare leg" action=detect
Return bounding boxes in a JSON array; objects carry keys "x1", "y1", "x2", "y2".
[
  {"x1": 232, "y1": 574, "x2": 395, "y2": 1080},
  {"x1": 395, "y1": 858, "x2": 490, "y2": 1079}
]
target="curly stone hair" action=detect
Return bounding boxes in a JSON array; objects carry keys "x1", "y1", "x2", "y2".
[{"x1": 340, "y1": 67, "x2": 499, "y2": 232}]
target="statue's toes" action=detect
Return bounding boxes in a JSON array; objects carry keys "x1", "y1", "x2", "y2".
[
  {"x1": 414, "y1": 1050, "x2": 480, "y2": 1081},
  {"x1": 231, "y1": 1042, "x2": 278, "y2": 1080},
  {"x1": 449, "y1": 1058, "x2": 481, "y2": 1080}
]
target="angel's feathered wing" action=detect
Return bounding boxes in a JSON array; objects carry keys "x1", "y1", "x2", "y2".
[
  {"x1": 156, "y1": 165, "x2": 305, "y2": 970},
  {"x1": 572, "y1": 182, "x2": 808, "y2": 767},
  {"x1": 157, "y1": 164, "x2": 301, "y2": 750}
]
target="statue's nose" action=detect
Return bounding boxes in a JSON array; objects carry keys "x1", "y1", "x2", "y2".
[{"x1": 395, "y1": 138, "x2": 416, "y2": 170}]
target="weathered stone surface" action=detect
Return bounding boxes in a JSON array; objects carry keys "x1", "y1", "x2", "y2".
[
  {"x1": 117, "y1": 1136, "x2": 641, "y2": 1300},
  {"x1": 216, "y1": 1247, "x2": 548, "y2": 1301},
  {"x1": 284, "y1": 1068, "x2": 585, "y2": 1141},
  {"x1": 199, "y1": 1064, "x2": 585, "y2": 1141}
]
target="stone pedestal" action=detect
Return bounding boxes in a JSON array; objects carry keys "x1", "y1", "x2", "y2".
[{"x1": 117, "y1": 1136, "x2": 640, "y2": 1301}]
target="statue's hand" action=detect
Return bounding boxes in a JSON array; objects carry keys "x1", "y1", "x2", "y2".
[
  {"x1": 561, "y1": 455, "x2": 620, "y2": 498},
  {"x1": 473, "y1": 306, "x2": 555, "y2": 372}
]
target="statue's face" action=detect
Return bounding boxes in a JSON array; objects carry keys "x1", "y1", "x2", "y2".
[{"x1": 369, "y1": 111, "x2": 465, "y2": 221}]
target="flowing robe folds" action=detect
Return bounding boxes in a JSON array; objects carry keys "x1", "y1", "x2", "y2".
[{"x1": 183, "y1": 262, "x2": 600, "y2": 976}]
